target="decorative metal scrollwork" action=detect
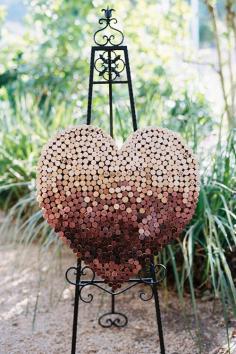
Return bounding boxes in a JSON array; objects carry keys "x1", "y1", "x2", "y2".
[
  {"x1": 94, "y1": 7, "x2": 124, "y2": 46},
  {"x1": 98, "y1": 312, "x2": 128, "y2": 328},
  {"x1": 79, "y1": 286, "x2": 94, "y2": 303},
  {"x1": 94, "y1": 50, "x2": 126, "y2": 81},
  {"x1": 65, "y1": 265, "x2": 95, "y2": 303},
  {"x1": 66, "y1": 263, "x2": 166, "y2": 294},
  {"x1": 65, "y1": 262, "x2": 166, "y2": 328},
  {"x1": 139, "y1": 287, "x2": 154, "y2": 302},
  {"x1": 65, "y1": 266, "x2": 79, "y2": 285},
  {"x1": 65, "y1": 265, "x2": 94, "y2": 285}
]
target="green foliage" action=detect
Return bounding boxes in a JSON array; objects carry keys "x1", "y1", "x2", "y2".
[
  {"x1": 159, "y1": 130, "x2": 236, "y2": 326},
  {"x1": 0, "y1": 97, "x2": 81, "y2": 209}
]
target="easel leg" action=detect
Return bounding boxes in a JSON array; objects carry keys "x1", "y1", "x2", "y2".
[
  {"x1": 151, "y1": 263, "x2": 166, "y2": 354},
  {"x1": 111, "y1": 292, "x2": 115, "y2": 313},
  {"x1": 71, "y1": 259, "x2": 81, "y2": 354}
]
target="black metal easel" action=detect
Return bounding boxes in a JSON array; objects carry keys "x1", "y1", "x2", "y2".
[{"x1": 65, "y1": 7, "x2": 166, "y2": 354}]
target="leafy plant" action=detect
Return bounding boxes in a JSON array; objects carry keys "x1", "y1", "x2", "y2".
[
  {"x1": 204, "y1": 0, "x2": 236, "y2": 130},
  {"x1": 0, "y1": 97, "x2": 81, "y2": 209}
]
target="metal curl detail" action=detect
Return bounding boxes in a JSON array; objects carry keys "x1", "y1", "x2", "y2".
[
  {"x1": 94, "y1": 7, "x2": 124, "y2": 46},
  {"x1": 94, "y1": 51, "x2": 126, "y2": 81},
  {"x1": 65, "y1": 266, "x2": 79, "y2": 286},
  {"x1": 98, "y1": 311, "x2": 128, "y2": 328},
  {"x1": 79, "y1": 285, "x2": 94, "y2": 303},
  {"x1": 65, "y1": 265, "x2": 96, "y2": 285},
  {"x1": 139, "y1": 286, "x2": 154, "y2": 302},
  {"x1": 80, "y1": 265, "x2": 96, "y2": 282}
]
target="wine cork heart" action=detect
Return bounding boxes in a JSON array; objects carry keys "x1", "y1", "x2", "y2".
[{"x1": 37, "y1": 125, "x2": 199, "y2": 289}]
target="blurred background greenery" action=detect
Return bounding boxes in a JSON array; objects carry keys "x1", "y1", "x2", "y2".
[{"x1": 0, "y1": 0, "x2": 235, "y2": 340}]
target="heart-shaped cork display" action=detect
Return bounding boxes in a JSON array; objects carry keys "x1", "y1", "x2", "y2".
[{"x1": 37, "y1": 125, "x2": 199, "y2": 289}]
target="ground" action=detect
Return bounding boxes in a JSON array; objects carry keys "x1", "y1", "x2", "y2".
[{"x1": 0, "y1": 245, "x2": 235, "y2": 354}]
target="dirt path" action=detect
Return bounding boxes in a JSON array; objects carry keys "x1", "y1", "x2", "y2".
[{"x1": 0, "y1": 245, "x2": 234, "y2": 354}]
